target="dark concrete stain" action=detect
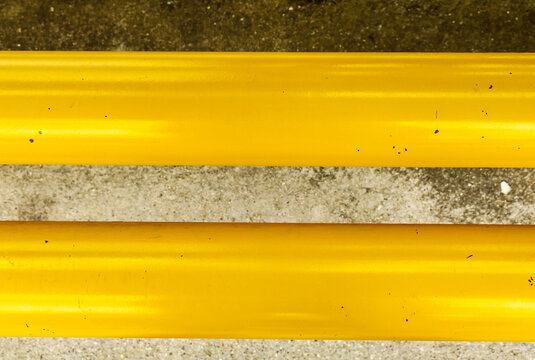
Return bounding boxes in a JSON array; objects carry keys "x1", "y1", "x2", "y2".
[
  {"x1": 17, "y1": 194, "x2": 56, "y2": 221},
  {"x1": 415, "y1": 168, "x2": 535, "y2": 224},
  {"x1": 308, "y1": 167, "x2": 337, "y2": 187}
]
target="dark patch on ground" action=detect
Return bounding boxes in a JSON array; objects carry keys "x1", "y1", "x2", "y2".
[
  {"x1": 17, "y1": 194, "x2": 56, "y2": 221},
  {"x1": 414, "y1": 168, "x2": 535, "y2": 224},
  {"x1": 0, "y1": 0, "x2": 533, "y2": 51},
  {"x1": 308, "y1": 167, "x2": 338, "y2": 187}
]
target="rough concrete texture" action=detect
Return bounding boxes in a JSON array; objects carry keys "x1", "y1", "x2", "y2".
[
  {"x1": 1, "y1": 166, "x2": 535, "y2": 225},
  {"x1": 1, "y1": 0, "x2": 535, "y2": 359},
  {"x1": 1, "y1": 338, "x2": 534, "y2": 360},
  {"x1": 0, "y1": 0, "x2": 534, "y2": 52}
]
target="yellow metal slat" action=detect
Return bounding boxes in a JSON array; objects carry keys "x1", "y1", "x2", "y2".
[
  {"x1": 1, "y1": 221, "x2": 535, "y2": 340},
  {"x1": 0, "y1": 52, "x2": 534, "y2": 166}
]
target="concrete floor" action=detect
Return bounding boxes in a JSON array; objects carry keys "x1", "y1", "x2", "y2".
[{"x1": 1, "y1": 0, "x2": 535, "y2": 359}]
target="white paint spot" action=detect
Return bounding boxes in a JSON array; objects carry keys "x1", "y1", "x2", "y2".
[
  {"x1": 467, "y1": 183, "x2": 473, "y2": 187},
  {"x1": 500, "y1": 181, "x2": 512, "y2": 195}
]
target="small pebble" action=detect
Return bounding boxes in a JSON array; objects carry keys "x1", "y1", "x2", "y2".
[{"x1": 500, "y1": 181, "x2": 511, "y2": 195}]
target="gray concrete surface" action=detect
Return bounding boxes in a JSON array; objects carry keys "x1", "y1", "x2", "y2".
[
  {"x1": 2, "y1": 166, "x2": 535, "y2": 225},
  {"x1": 0, "y1": 338, "x2": 534, "y2": 359},
  {"x1": 1, "y1": 0, "x2": 535, "y2": 359}
]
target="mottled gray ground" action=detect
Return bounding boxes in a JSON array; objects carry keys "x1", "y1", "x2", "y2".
[
  {"x1": 1, "y1": 166, "x2": 534, "y2": 226},
  {"x1": 1, "y1": 0, "x2": 535, "y2": 359},
  {"x1": 1, "y1": 338, "x2": 534, "y2": 360}
]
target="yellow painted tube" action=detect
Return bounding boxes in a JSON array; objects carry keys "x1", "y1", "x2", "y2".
[
  {"x1": 1, "y1": 221, "x2": 535, "y2": 341},
  {"x1": 0, "y1": 52, "x2": 534, "y2": 167}
]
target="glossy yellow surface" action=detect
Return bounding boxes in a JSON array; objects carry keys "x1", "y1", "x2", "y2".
[
  {"x1": 1, "y1": 222, "x2": 535, "y2": 340},
  {"x1": 0, "y1": 52, "x2": 534, "y2": 166}
]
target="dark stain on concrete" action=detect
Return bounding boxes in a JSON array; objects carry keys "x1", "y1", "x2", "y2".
[
  {"x1": 17, "y1": 194, "x2": 56, "y2": 221},
  {"x1": 415, "y1": 168, "x2": 535, "y2": 224},
  {"x1": 308, "y1": 167, "x2": 338, "y2": 187}
]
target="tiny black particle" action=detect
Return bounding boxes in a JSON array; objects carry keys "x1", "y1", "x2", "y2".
[
  {"x1": 489, "y1": 85, "x2": 493, "y2": 89},
  {"x1": 45, "y1": 240, "x2": 48, "y2": 243},
  {"x1": 393, "y1": 146, "x2": 396, "y2": 149},
  {"x1": 29, "y1": 139, "x2": 34, "y2": 143},
  {"x1": 510, "y1": 72, "x2": 513, "y2": 75},
  {"x1": 466, "y1": 254, "x2": 473, "y2": 259},
  {"x1": 47, "y1": 107, "x2": 50, "y2": 110},
  {"x1": 482, "y1": 136, "x2": 485, "y2": 139},
  {"x1": 434, "y1": 129, "x2": 439, "y2": 134},
  {"x1": 397, "y1": 152, "x2": 400, "y2": 154},
  {"x1": 405, "y1": 319, "x2": 408, "y2": 322},
  {"x1": 404, "y1": 148, "x2": 407, "y2": 151},
  {"x1": 25, "y1": 323, "x2": 29, "y2": 328},
  {"x1": 341, "y1": 306, "x2": 344, "y2": 309},
  {"x1": 38, "y1": 131, "x2": 42, "y2": 134},
  {"x1": 104, "y1": 115, "x2": 107, "y2": 118}
]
